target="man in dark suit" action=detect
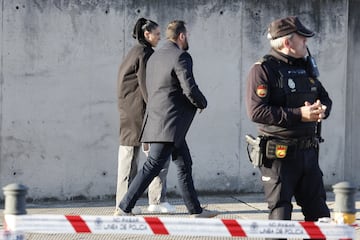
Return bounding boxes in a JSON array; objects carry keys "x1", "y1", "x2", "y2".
[{"x1": 117, "y1": 20, "x2": 218, "y2": 218}]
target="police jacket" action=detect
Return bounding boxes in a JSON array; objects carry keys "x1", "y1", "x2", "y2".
[{"x1": 246, "y1": 49, "x2": 332, "y2": 138}]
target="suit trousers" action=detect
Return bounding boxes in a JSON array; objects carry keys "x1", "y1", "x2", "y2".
[
  {"x1": 119, "y1": 141, "x2": 202, "y2": 214},
  {"x1": 115, "y1": 145, "x2": 170, "y2": 208}
]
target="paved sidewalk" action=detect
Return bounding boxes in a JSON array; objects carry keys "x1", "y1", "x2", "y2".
[{"x1": 1, "y1": 192, "x2": 359, "y2": 239}]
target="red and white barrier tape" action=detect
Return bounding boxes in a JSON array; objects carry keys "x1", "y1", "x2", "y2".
[{"x1": 4, "y1": 214, "x2": 355, "y2": 239}]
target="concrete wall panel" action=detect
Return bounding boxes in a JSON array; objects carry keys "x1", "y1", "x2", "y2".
[{"x1": 345, "y1": 0, "x2": 360, "y2": 186}]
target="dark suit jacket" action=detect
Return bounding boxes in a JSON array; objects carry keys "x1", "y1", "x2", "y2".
[{"x1": 140, "y1": 41, "x2": 207, "y2": 147}]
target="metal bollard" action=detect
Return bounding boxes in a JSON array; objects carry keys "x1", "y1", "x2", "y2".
[
  {"x1": 332, "y1": 181, "x2": 356, "y2": 224},
  {"x1": 3, "y1": 183, "x2": 28, "y2": 215},
  {"x1": 2, "y1": 183, "x2": 28, "y2": 238}
]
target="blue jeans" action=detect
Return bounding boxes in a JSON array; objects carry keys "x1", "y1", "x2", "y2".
[{"x1": 119, "y1": 141, "x2": 202, "y2": 214}]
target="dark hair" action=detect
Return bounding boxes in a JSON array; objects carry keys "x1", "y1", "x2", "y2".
[
  {"x1": 166, "y1": 20, "x2": 186, "y2": 41},
  {"x1": 132, "y1": 18, "x2": 158, "y2": 43}
]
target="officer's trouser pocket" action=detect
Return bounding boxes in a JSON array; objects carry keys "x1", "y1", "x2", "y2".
[{"x1": 259, "y1": 160, "x2": 282, "y2": 210}]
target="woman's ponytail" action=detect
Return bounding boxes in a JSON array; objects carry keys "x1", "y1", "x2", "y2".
[{"x1": 132, "y1": 18, "x2": 159, "y2": 44}]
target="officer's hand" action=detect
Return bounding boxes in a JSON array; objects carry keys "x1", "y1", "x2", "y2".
[{"x1": 300, "y1": 100, "x2": 326, "y2": 122}]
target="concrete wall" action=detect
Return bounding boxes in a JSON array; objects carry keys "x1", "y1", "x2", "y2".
[
  {"x1": 0, "y1": 0, "x2": 357, "y2": 200},
  {"x1": 345, "y1": 0, "x2": 360, "y2": 188}
]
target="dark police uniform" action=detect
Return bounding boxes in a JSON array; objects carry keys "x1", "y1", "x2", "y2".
[{"x1": 246, "y1": 48, "x2": 332, "y2": 221}]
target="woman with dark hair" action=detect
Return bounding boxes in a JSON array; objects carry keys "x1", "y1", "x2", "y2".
[{"x1": 116, "y1": 18, "x2": 175, "y2": 215}]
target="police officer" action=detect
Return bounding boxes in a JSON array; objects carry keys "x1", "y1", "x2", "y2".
[{"x1": 245, "y1": 16, "x2": 332, "y2": 228}]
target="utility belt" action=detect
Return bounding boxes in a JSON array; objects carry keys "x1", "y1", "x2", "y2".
[
  {"x1": 245, "y1": 135, "x2": 318, "y2": 167},
  {"x1": 265, "y1": 136, "x2": 318, "y2": 158}
]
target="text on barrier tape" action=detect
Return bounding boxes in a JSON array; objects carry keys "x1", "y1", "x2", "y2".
[{"x1": 4, "y1": 214, "x2": 355, "y2": 239}]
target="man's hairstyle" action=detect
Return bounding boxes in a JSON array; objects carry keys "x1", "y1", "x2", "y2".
[
  {"x1": 166, "y1": 20, "x2": 186, "y2": 41},
  {"x1": 269, "y1": 33, "x2": 294, "y2": 50}
]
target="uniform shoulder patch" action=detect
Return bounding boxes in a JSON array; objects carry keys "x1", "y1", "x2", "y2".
[{"x1": 256, "y1": 84, "x2": 268, "y2": 98}]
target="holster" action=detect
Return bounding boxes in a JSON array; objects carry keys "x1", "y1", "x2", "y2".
[{"x1": 245, "y1": 135, "x2": 267, "y2": 167}]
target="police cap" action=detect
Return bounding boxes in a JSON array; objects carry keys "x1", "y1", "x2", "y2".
[{"x1": 268, "y1": 16, "x2": 314, "y2": 40}]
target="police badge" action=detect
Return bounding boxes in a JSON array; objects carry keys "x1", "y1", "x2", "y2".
[{"x1": 288, "y1": 78, "x2": 296, "y2": 92}]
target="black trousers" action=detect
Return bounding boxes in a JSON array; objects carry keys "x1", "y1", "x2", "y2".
[{"x1": 260, "y1": 147, "x2": 330, "y2": 221}]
